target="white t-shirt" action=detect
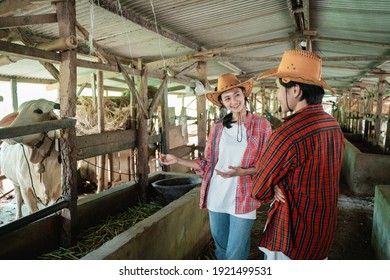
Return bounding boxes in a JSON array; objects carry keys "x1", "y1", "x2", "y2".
[{"x1": 207, "y1": 123, "x2": 256, "y2": 219}]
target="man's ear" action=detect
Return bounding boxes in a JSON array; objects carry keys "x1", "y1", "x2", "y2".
[{"x1": 294, "y1": 85, "x2": 302, "y2": 98}]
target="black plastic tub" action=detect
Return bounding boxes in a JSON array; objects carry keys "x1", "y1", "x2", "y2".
[{"x1": 152, "y1": 177, "x2": 202, "y2": 203}]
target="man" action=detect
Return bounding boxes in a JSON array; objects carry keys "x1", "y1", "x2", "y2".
[{"x1": 251, "y1": 50, "x2": 345, "y2": 260}]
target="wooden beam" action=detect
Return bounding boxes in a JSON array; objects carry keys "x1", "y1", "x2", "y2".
[
  {"x1": 94, "y1": 0, "x2": 200, "y2": 50},
  {"x1": 75, "y1": 21, "x2": 113, "y2": 64},
  {"x1": 315, "y1": 37, "x2": 390, "y2": 49},
  {"x1": 161, "y1": 54, "x2": 390, "y2": 71},
  {"x1": 0, "y1": 40, "x2": 61, "y2": 63},
  {"x1": 76, "y1": 131, "x2": 136, "y2": 160},
  {"x1": 286, "y1": 0, "x2": 300, "y2": 31},
  {"x1": 46, "y1": 71, "x2": 121, "y2": 91},
  {"x1": 0, "y1": 13, "x2": 57, "y2": 28},
  {"x1": 302, "y1": 0, "x2": 310, "y2": 29},
  {"x1": 0, "y1": 0, "x2": 46, "y2": 17},
  {"x1": 40, "y1": 61, "x2": 60, "y2": 81},
  {"x1": 0, "y1": 75, "x2": 55, "y2": 84},
  {"x1": 0, "y1": 119, "x2": 76, "y2": 140},
  {"x1": 148, "y1": 76, "x2": 168, "y2": 116},
  {"x1": 212, "y1": 55, "x2": 390, "y2": 63},
  {"x1": 116, "y1": 57, "x2": 149, "y2": 119},
  {"x1": 146, "y1": 37, "x2": 294, "y2": 69},
  {"x1": 175, "y1": 62, "x2": 198, "y2": 77},
  {"x1": 80, "y1": 83, "x2": 127, "y2": 92}
]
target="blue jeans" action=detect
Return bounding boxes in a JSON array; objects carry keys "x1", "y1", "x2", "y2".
[{"x1": 208, "y1": 210, "x2": 255, "y2": 260}]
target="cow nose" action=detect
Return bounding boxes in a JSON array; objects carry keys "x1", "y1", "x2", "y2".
[{"x1": 54, "y1": 103, "x2": 60, "y2": 110}]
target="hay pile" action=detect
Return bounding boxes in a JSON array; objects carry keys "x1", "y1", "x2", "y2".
[{"x1": 76, "y1": 96, "x2": 133, "y2": 135}]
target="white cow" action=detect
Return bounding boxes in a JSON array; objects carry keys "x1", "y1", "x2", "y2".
[{"x1": 0, "y1": 99, "x2": 62, "y2": 219}]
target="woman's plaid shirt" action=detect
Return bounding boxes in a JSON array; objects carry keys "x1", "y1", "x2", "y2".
[{"x1": 195, "y1": 112, "x2": 272, "y2": 214}]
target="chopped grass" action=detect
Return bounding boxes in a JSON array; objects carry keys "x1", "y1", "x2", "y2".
[{"x1": 39, "y1": 200, "x2": 163, "y2": 260}]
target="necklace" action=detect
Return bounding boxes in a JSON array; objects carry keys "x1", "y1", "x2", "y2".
[{"x1": 236, "y1": 111, "x2": 243, "y2": 142}]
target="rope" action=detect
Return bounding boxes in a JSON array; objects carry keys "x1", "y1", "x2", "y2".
[
  {"x1": 80, "y1": 159, "x2": 134, "y2": 176},
  {"x1": 116, "y1": 0, "x2": 136, "y2": 76},
  {"x1": 89, "y1": 0, "x2": 95, "y2": 54},
  {"x1": 21, "y1": 144, "x2": 48, "y2": 207},
  {"x1": 150, "y1": 0, "x2": 166, "y2": 70},
  {"x1": 80, "y1": 158, "x2": 138, "y2": 182}
]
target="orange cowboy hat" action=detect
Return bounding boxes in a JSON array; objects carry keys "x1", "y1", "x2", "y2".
[
  {"x1": 257, "y1": 50, "x2": 335, "y2": 94},
  {"x1": 206, "y1": 73, "x2": 253, "y2": 107}
]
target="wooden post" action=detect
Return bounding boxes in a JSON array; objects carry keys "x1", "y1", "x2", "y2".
[
  {"x1": 96, "y1": 70, "x2": 105, "y2": 192},
  {"x1": 129, "y1": 83, "x2": 136, "y2": 180},
  {"x1": 90, "y1": 73, "x2": 97, "y2": 111},
  {"x1": 375, "y1": 76, "x2": 386, "y2": 147},
  {"x1": 137, "y1": 67, "x2": 150, "y2": 202},
  {"x1": 347, "y1": 90, "x2": 352, "y2": 132},
  {"x1": 55, "y1": 0, "x2": 78, "y2": 248},
  {"x1": 196, "y1": 61, "x2": 207, "y2": 156},
  {"x1": 10, "y1": 77, "x2": 18, "y2": 112},
  {"x1": 385, "y1": 106, "x2": 390, "y2": 154},
  {"x1": 161, "y1": 79, "x2": 170, "y2": 172},
  {"x1": 358, "y1": 88, "x2": 365, "y2": 135},
  {"x1": 368, "y1": 91, "x2": 374, "y2": 143}
]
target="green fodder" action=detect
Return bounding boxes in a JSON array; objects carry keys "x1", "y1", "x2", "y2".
[{"x1": 39, "y1": 200, "x2": 163, "y2": 260}]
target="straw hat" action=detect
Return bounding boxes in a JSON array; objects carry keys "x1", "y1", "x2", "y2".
[
  {"x1": 257, "y1": 50, "x2": 335, "y2": 94},
  {"x1": 206, "y1": 73, "x2": 253, "y2": 107}
]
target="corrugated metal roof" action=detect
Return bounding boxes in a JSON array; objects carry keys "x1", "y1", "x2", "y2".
[{"x1": 0, "y1": 0, "x2": 389, "y2": 94}]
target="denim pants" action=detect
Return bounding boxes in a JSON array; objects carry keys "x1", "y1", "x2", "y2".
[{"x1": 208, "y1": 210, "x2": 255, "y2": 260}]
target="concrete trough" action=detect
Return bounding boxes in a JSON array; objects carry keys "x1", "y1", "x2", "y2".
[
  {"x1": 0, "y1": 171, "x2": 211, "y2": 259},
  {"x1": 342, "y1": 138, "x2": 390, "y2": 196},
  {"x1": 371, "y1": 185, "x2": 390, "y2": 259},
  {"x1": 82, "y1": 185, "x2": 211, "y2": 259}
]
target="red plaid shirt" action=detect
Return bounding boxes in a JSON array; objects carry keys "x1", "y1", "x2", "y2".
[
  {"x1": 251, "y1": 104, "x2": 345, "y2": 259},
  {"x1": 195, "y1": 112, "x2": 272, "y2": 214}
]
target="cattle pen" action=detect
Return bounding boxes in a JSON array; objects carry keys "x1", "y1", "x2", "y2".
[{"x1": 0, "y1": 0, "x2": 390, "y2": 262}]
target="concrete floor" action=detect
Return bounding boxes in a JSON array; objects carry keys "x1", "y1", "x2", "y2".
[{"x1": 198, "y1": 179, "x2": 376, "y2": 260}]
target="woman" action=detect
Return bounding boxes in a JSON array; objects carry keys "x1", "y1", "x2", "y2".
[{"x1": 159, "y1": 73, "x2": 272, "y2": 260}]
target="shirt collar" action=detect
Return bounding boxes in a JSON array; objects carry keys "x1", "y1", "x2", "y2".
[{"x1": 282, "y1": 104, "x2": 324, "y2": 122}]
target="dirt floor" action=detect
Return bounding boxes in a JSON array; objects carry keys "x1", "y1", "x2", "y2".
[{"x1": 198, "y1": 178, "x2": 376, "y2": 260}]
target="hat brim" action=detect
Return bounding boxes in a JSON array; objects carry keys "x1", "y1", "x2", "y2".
[
  {"x1": 206, "y1": 79, "x2": 253, "y2": 107},
  {"x1": 257, "y1": 68, "x2": 336, "y2": 94}
]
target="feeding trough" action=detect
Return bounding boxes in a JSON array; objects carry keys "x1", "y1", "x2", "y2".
[{"x1": 152, "y1": 176, "x2": 202, "y2": 203}]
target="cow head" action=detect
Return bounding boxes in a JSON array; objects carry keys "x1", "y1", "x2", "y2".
[{"x1": 0, "y1": 99, "x2": 60, "y2": 147}]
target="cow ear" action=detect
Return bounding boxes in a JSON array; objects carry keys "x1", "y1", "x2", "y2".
[
  {"x1": 0, "y1": 112, "x2": 18, "y2": 127},
  {"x1": 29, "y1": 148, "x2": 43, "y2": 164}
]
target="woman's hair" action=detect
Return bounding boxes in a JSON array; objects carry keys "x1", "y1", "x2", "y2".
[
  {"x1": 278, "y1": 78, "x2": 325, "y2": 105},
  {"x1": 217, "y1": 87, "x2": 248, "y2": 128}
]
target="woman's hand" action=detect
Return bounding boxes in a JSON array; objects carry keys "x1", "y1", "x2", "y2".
[
  {"x1": 215, "y1": 166, "x2": 243, "y2": 178},
  {"x1": 158, "y1": 153, "x2": 178, "y2": 166},
  {"x1": 273, "y1": 185, "x2": 286, "y2": 203}
]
